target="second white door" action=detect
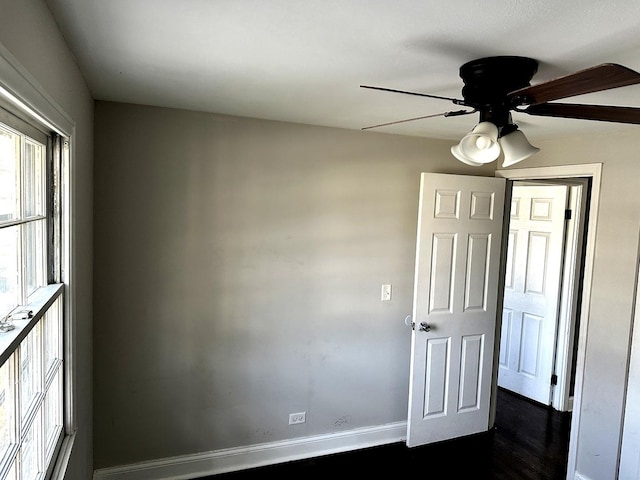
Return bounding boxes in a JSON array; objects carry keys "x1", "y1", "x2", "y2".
[{"x1": 498, "y1": 184, "x2": 568, "y2": 405}]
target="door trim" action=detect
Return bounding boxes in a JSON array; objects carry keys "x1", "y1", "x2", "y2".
[
  {"x1": 494, "y1": 163, "x2": 602, "y2": 480},
  {"x1": 550, "y1": 181, "x2": 588, "y2": 412},
  {"x1": 618, "y1": 240, "x2": 640, "y2": 478}
]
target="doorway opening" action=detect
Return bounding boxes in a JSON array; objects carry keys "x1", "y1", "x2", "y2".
[
  {"x1": 492, "y1": 164, "x2": 602, "y2": 480},
  {"x1": 491, "y1": 177, "x2": 591, "y2": 479},
  {"x1": 496, "y1": 178, "x2": 590, "y2": 412}
]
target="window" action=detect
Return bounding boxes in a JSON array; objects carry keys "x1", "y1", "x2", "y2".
[{"x1": 0, "y1": 107, "x2": 65, "y2": 480}]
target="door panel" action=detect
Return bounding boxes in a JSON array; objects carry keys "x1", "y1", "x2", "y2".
[
  {"x1": 465, "y1": 234, "x2": 490, "y2": 310},
  {"x1": 497, "y1": 184, "x2": 568, "y2": 405},
  {"x1": 429, "y1": 233, "x2": 456, "y2": 313},
  {"x1": 459, "y1": 334, "x2": 483, "y2": 411},
  {"x1": 407, "y1": 173, "x2": 505, "y2": 447},
  {"x1": 424, "y1": 337, "x2": 449, "y2": 417}
]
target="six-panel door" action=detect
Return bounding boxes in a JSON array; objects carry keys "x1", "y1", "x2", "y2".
[
  {"x1": 498, "y1": 184, "x2": 568, "y2": 405},
  {"x1": 407, "y1": 173, "x2": 505, "y2": 447}
]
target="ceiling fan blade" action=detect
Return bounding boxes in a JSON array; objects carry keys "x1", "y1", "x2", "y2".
[
  {"x1": 361, "y1": 109, "x2": 475, "y2": 131},
  {"x1": 508, "y1": 63, "x2": 640, "y2": 106},
  {"x1": 360, "y1": 85, "x2": 468, "y2": 106},
  {"x1": 523, "y1": 103, "x2": 640, "y2": 124}
]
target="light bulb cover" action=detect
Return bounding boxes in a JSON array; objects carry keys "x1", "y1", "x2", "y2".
[
  {"x1": 450, "y1": 144, "x2": 483, "y2": 166},
  {"x1": 451, "y1": 122, "x2": 501, "y2": 165},
  {"x1": 499, "y1": 128, "x2": 540, "y2": 167}
]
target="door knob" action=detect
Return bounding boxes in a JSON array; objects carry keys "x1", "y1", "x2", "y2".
[{"x1": 419, "y1": 322, "x2": 431, "y2": 332}]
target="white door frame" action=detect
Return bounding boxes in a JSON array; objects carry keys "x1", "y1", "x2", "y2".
[
  {"x1": 548, "y1": 180, "x2": 589, "y2": 412},
  {"x1": 494, "y1": 163, "x2": 602, "y2": 480}
]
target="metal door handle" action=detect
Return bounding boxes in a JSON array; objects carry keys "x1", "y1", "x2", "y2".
[{"x1": 419, "y1": 322, "x2": 431, "y2": 332}]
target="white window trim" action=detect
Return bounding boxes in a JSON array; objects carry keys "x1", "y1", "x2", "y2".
[{"x1": 0, "y1": 41, "x2": 77, "y2": 479}]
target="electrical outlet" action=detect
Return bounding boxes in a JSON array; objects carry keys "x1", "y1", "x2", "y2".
[{"x1": 289, "y1": 412, "x2": 306, "y2": 425}]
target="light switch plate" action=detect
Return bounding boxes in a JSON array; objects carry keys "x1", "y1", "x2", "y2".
[{"x1": 381, "y1": 284, "x2": 392, "y2": 301}]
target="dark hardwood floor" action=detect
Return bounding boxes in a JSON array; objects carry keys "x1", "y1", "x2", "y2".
[{"x1": 201, "y1": 388, "x2": 572, "y2": 479}]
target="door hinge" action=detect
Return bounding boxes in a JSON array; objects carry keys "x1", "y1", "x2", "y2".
[
  {"x1": 551, "y1": 374, "x2": 558, "y2": 386},
  {"x1": 565, "y1": 209, "x2": 572, "y2": 220}
]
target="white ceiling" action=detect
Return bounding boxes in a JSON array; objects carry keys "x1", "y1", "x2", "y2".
[{"x1": 45, "y1": 0, "x2": 640, "y2": 141}]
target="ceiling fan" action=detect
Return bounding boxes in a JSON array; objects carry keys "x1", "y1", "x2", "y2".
[{"x1": 360, "y1": 56, "x2": 640, "y2": 166}]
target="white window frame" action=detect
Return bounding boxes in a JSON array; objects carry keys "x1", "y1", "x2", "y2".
[{"x1": 0, "y1": 43, "x2": 77, "y2": 479}]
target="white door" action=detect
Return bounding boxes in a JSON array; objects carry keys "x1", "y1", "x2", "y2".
[
  {"x1": 497, "y1": 184, "x2": 568, "y2": 405},
  {"x1": 407, "y1": 172, "x2": 505, "y2": 447}
]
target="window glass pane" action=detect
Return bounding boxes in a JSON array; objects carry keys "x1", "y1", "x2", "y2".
[
  {"x1": 44, "y1": 368, "x2": 62, "y2": 455},
  {"x1": 23, "y1": 140, "x2": 44, "y2": 218},
  {"x1": 4, "y1": 461, "x2": 16, "y2": 480},
  {"x1": 24, "y1": 220, "x2": 46, "y2": 298},
  {"x1": 0, "y1": 357, "x2": 15, "y2": 464},
  {"x1": 44, "y1": 296, "x2": 61, "y2": 376},
  {"x1": 0, "y1": 226, "x2": 19, "y2": 318},
  {"x1": 20, "y1": 410, "x2": 41, "y2": 480},
  {"x1": 0, "y1": 127, "x2": 19, "y2": 223},
  {"x1": 19, "y1": 326, "x2": 41, "y2": 421}
]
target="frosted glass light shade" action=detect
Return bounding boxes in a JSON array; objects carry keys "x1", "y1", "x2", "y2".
[
  {"x1": 450, "y1": 144, "x2": 483, "y2": 166},
  {"x1": 499, "y1": 129, "x2": 540, "y2": 167},
  {"x1": 451, "y1": 122, "x2": 501, "y2": 165}
]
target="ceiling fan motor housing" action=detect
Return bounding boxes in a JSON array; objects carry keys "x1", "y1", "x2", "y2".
[{"x1": 459, "y1": 56, "x2": 539, "y2": 128}]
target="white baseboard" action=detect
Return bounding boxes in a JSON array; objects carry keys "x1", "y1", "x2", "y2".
[{"x1": 93, "y1": 422, "x2": 407, "y2": 480}]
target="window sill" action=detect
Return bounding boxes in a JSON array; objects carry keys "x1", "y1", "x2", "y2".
[
  {"x1": 0, "y1": 283, "x2": 64, "y2": 366},
  {"x1": 49, "y1": 429, "x2": 76, "y2": 480}
]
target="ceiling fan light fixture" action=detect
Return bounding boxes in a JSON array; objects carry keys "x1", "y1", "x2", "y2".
[
  {"x1": 499, "y1": 127, "x2": 540, "y2": 167},
  {"x1": 451, "y1": 121, "x2": 501, "y2": 165}
]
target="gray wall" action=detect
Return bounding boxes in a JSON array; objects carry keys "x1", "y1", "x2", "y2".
[
  {"x1": 518, "y1": 129, "x2": 640, "y2": 480},
  {"x1": 92, "y1": 101, "x2": 495, "y2": 468},
  {"x1": 93, "y1": 107, "x2": 640, "y2": 480},
  {"x1": 0, "y1": 0, "x2": 94, "y2": 479}
]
